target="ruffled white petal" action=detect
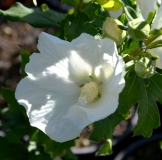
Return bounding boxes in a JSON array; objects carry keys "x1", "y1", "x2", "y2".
[
  {"x1": 44, "y1": 101, "x2": 83, "y2": 142},
  {"x1": 66, "y1": 38, "x2": 125, "y2": 129},
  {"x1": 136, "y1": 0, "x2": 157, "y2": 19},
  {"x1": 71, "y1": 33, "x2": 96, "y2": 45},
  {"x1": 37, "y1": 32, "x2": 72, "y2": 68},
  {"x1": 68, "y1": 37, "x2": 118, "y2": 85},
  {"x1": 152, "y1": 3, "x2": 162, "y2": 29},
  {"x1": 66, "y1": 62, "x2": 125, "y2": 129},
  {"x1": 66, "y1": 83, "x2": 121, "y2": 129},
  {"x1": 15, "y1": 77, "x2": 81, "y2": 142},
  {"x1": 15, "y1": 32, "x2": 126, "y2": 142}
]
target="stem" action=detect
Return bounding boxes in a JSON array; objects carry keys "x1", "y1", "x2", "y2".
[
  {"x1": 147, "y1": 40, "x2": 162, "y2": 49},
  {"x1": 124, "y1": 33, "x2": 162, "y2": 63},
  {"x1": 123, "y1": 6, "x2": 133, "y2": 21},
  {"x1": 126, "y1": 6, "x2": 138, "y2": 18},
  {"x1": 78, "y1": 0, "x2": 83, "y2": 11}
]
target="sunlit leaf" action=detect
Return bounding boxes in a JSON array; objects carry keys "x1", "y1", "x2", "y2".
[
  {"x1": 0, "y1": 2, "x2": 66, "y2": 28},
  {"x1": 118, "y1": 70, "x2": 161, "y2": 137}
]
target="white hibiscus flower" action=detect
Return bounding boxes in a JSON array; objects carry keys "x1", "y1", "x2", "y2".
[
  {"x1": 15, "y1": 32, "x2": 125, "y2": 142},
  {"x1": 136, "y1": 0, "x2": 162, "y2": 68}
]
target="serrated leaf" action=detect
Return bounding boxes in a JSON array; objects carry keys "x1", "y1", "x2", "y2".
[
  {"x1": 84, "y1": 24, "x2": 98, "y2": 36},
  {"x1": 0, "y1": 2, "x2": 66, "y2": 28},
  {"x1": 90, "y1": 111, "x2": 123, "y2": 142},
  {"x1": 64, "y1": 12, "x2": 88, "y2": 41},
  {"x1": 90, "y1": 111, "x2": 123, "y2": 155},
  {"x1": 21, "y1": 50, "x2": 30, "y2": 77},
  {"x1": 37, "y1": 131, "x2": 75, "y2": 159},
  {"x1": 84, "y1": 3, "x2": 108, "y2": 21},
  {"x1": 118, "y1": 70, "x2": 161, "y2": 137}
]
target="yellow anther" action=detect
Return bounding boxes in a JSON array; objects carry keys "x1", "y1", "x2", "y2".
[{"x1": 78, "y1": 82, "x2": 99, "y2": 106}]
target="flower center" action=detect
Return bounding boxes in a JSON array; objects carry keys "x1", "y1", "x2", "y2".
[{"x1": 78, "y1": 82, "x2": 99, "y2": 106}]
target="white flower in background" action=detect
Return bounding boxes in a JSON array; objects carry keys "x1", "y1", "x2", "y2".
[
  {"x1": 136, "y1": 0, "x2": 162, "y2": 68},
  {"x1": 15, "y1": 32, "x2": 125, "y2": 142},
  {"x1": 108, "y1": 8, "x2": 123, "y2": 18}
]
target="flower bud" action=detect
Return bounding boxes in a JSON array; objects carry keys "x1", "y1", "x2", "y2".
[
  {"x1": 135, "y1": 57, "x2": 155, "y2": 78},
  {"x1": 128, "y1": 18, "x2": 150, "y2": 41},
  {"x1": 102, "y1": 17, "x2": 126, "y2": 45},
  {"x1": 96, "y1": 0, "x2": 109, "y2": 5},
  {"x1": 102, "y1": 0, "x2": 124, "y2": 11}
]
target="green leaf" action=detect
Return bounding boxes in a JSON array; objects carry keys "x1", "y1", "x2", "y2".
[
  {"x1": 156, "y1": 67, "x2": 162, "y2": 74},
  {"x1": 1, "y1": 87, "x2": 23, "y2": 112},
  {"x1": 150, "y1": 29, "x2": 162, "y2": 36},
  {"x1": 0, "y1": 137, "x2": 10, "y2": 159},
  {"x1": 122, "y1": 39, "x2": 139, "y2": 55},
  {"x1": 0, "y1": 2, "x2": 66, "y2": 28},
  {"x1": 5, "y1": 128, "x2": 24, "y2": 144},
  {"x1": 122, "y1": 0, "x2": 135, "y2": 7},
  {"x1": 63, "y1": 149, "x2": 78, "y2": 160},
  {"x1": 118, "y1": 70, "x2": 161, "y2": 137},
  {"x1": 119, "y1": 13, "x2": 128, "y2": 25},
  {"x1": 0, "y1": 137, "x2": 27, "y2": 160},
  {"x1": 21, "y1": 50, "x2": 30, "y2": 77},
  {"x1": 61, "y1": 0, "x2": 80, "y2": 8},
  {"x1": 96, "y1": 139, "x2": 112, "y2": 156},
  {"x1": 62, "y1": 3, "x2": 107, "y2": 40},
  {"x1": 41, "y1": 3, "x2": 66, "y2": 23},
  {"x1": 37, "y1": 130, "x2": 75, "y2": 159},
  {"x1": 147, "y1": 40, "x2": 162, "y2": 49},
  {"x1": 0, "y1": 87, "x2": 28, "y2": 131},
  {"x1": 146, "y1": 11, "x2": 156, "y2": 25},
  {"x1": 90, "y1": 111, "x2": 123, "y2": 155},
  {"x1": 64, "y1": 12, "x2": 88, "y2": 41},
  {"x1": 84, "y1": 24, "x2": 98, "y2": 36},
  {"x1": 28, "y1": 147, "x2": 52, "y2": 160},
  {"x1": 90, "y1": 111, "x2": 123, "y2": 142},
  {"x1": 84, "y1": 3, "x2": 108, "y2": 22}
]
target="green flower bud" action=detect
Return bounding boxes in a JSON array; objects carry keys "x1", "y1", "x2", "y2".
[
  {"x1": 128, "y1": 18, "x2": 150, "y2": 41},
  {"x1": 102, "y1": 17, "x2": 126, "y2": 45},
  {"x1": 135, "y1": 57, "x2": 155, "y2": 79}
]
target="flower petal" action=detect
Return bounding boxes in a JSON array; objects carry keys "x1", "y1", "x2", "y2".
[
  {"x1": 68, "y1": 36, "x2": 118, "y2": 85},
  {"x1": 108, "y1": 8, "x2": 123, "y2": 18},
  {"x1": 152, "y1": 3, "x2": 162, "y2": 29},
  {"x1": 15, "y1": 32, "x2": 126, "y2": 142},
  {"x1": 15, "y1": 77, "x2": 81, "y2": 142},
  {"x1": 136, "y1": 0, "x2": 157, "y2": 20},
  {"x1": 66, "y1": 38, "x2": 125, "y2": 129},
  {"x1": 45, "y1": 104, "x2": 83, "y2": 142},
  {"x1": 37, "y1": 32, "x2": 73, "y2": 68},
  {"x1": 71, "y1": 33, "x2": 96, "y2": 45},
  {"x1": 66, "y1": 83, "x2": 123, "y2": 129}
]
